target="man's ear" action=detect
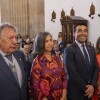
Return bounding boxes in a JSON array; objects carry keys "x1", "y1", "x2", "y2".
[
  {"x1": 0, "y1": 39, "x2": 2, "y2": 45},
  {"x1": 74, "y1": 32, "x2": 76, "y2": 37},
  {"x1": 74, "y1": 31, "x2": 77, "y2": 40}
]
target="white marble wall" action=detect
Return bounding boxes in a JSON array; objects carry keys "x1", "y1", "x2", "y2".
[{"x1": 45, "y1": 0, "x2": 100, "y2": 46}]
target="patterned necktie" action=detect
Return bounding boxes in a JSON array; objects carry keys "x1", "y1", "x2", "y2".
[
  {"x1": 6, "y1": 55, "x2": 19, "y2": 84},
  {"x1": 26, "y1": 54, "x2": 30, "y2": 61}
]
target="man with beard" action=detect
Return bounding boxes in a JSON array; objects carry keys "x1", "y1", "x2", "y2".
[{"x1": 64, "y1": 23, "x2": 98, "y2": 100}]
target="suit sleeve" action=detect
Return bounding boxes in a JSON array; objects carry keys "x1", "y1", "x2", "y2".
[
  {"x1": 63, "y1": 48, "x2": 67, "y2": 73},
  {"x1": 67, "y1": 47, "x2": 86, "y2": 92},
  {"x1": 90, "y1": 47, "x2": 98, "y2": 87}
]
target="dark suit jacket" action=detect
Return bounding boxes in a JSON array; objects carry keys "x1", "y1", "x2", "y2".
[
  {"x1": 0, "y1": 50, "x2": 28, "y2": 100},
  {"x1": 63, "y1": 47, "x2": 67, "y2": 69},
  {"x1": 66, "y1": 42, "x2": 98, "y2": 100}
]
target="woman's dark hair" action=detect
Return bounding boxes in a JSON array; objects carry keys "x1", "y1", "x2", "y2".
[
  {"x1": 33, "y1": 31, "x2": 52, "y2": 56},
  {"x1": 96, "y1": 36, "x2": 100, "y2": 54}
]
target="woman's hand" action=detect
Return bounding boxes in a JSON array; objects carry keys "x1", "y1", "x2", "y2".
[
  {"x1": 43, "y1": 97, "x2": 48, "y2": 100},
  {"x1": 60, "y1": 89, "x2": 67, "y2": 100},
  {"x1": 60, "y1": 96, "x2": 67, "y2": 100},
  {"x1": 98, "y1": 84, "x2": 100, "y2": 94}
]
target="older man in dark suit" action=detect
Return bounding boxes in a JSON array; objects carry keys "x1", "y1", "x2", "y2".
[
  {"x1": 0, "y1": 23, "x2": 28, "y2": 100},
  {"x1": 64, "y1": 23, "x2": 98, "y2": 100}
]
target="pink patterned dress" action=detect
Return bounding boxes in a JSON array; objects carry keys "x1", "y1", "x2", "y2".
[{"x1": 31, "y1": 54, "x2": 67, "y2": 100}]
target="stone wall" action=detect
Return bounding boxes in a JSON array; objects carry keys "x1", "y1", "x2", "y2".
[{"x1": 0, "y1": 0, "x2": 44, "y2": 38}]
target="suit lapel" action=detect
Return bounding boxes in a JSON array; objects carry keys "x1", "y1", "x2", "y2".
[
  {"x1": 73, "y1": 42, "x2": 89, "y2": 71},
  {"x1": 0, "y1": 54, "x2": 20, "y2": 89},
  {"x1": 74, "y1": 44, "x2": 83, "y2": 58},
  {"x1": 13, "y1": 52, "x2": 26, "y2": 87},
  {"x1": 73, "y1": 42, "x2": 85, "y2": 60},
  {"x1": 86, "y1": 45, "x2": 92, "y2": 65}
]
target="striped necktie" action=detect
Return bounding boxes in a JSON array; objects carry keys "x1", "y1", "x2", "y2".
[
  {"x1": 82, "y1": 45, "x2": 90, "y2": 66},
  {"x1": 82, "y1": 45, "x2": 92, "y2": 82}
]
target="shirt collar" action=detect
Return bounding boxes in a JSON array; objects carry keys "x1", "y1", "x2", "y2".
[
  {"x1": 0, "y1": 50, "x2": 7, "y2": 57},
  {"x1": 40, "y1": 54, "x2": 55, "y2": 62},
  {"x1": 0, "y1": 50, "x2": 13, "y2": 57},
  {"x1": 75, "y1": 40, "x2": 85, "y2": 48}
]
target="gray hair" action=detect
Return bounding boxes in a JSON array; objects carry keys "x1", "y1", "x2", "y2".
[{"x1": 0, "y1": 23, "x2": 17, "y2": 38}]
